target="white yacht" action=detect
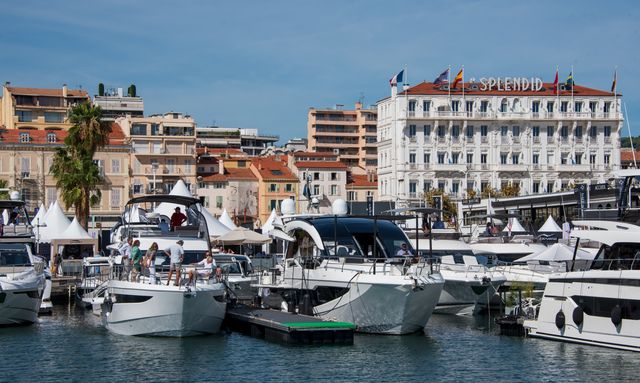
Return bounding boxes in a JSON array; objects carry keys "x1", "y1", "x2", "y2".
[
  {"x1": 524, "y1": 221, "x2": 640, "y2": 351},
  {"x1": 213, "y1": 254, "x2": 255, "y2": 301},
  {"x1": 409, "y1": 229, "x2": 506, "y2": 315},
  {"x1": 102, "y1": 195, "x2": 226, "y2": 337},
  {"x1": 256, "y1": 216, "x2": 445, "y2": 335},
  {"x1": 0, "y1": 199, "x2": 45, "y2": 325}
]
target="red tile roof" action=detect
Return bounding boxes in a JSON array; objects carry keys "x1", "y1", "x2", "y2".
[
  {"x1": 620, "y1": 149, "x2": 640, "y2": 163},
  {"x1": 0, "y1": 122, "x2": 125, "y2": 146},
  {"x1": 347, "y1": 174, "x2": 377, "y2": 189},
  {"x1": 251, "y1": 157, "x2": 298, "y2": 181},
  {"x1": 202, "y1": 167, "x2": 257, "y2": 182},
  {"x1": 294, "y1": 161, "x2": 348, "y2": 169},
  {"x1": 7, "y1": 86, "x2": 89, "y2": 98},
  {"x1": 401, "y1": 82, "x2": 618, "y2": 97}
]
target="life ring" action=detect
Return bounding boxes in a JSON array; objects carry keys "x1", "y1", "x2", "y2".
[
  {"x1": 555, "y1": 311, "x2": 565, "y2": 329},
  {"x1": 572, "y1": 306, "x2": 584, "y2": 326},
  {"x1": 611, "y1": 304, "x2": 622, "y2": 326}
]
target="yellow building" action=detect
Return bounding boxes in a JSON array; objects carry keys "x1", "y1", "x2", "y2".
[
  {"x1": 250, "y1": 156, "x2": 299, "y2": 224},
  {"x1": 1, "y1": 84, "x2": 90, "y2": 130}
]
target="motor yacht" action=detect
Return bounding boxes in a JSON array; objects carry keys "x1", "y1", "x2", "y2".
[
  {"x1": 524, "y1": 220, "x2": 640, "y2": 351},
  {"x1": 255, "y1": 215, "x2": 444, "y2": 335},
  {"x1": 102, "y1": 195, "x2": 226, "y2": 336},
  {"x1": 213, "y1": 254, "x2": 255, "y2": 301}
]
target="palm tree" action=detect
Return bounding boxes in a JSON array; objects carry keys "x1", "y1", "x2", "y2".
[{"x1": 51, "y1": 103, "x2": 111, "y2": 229}]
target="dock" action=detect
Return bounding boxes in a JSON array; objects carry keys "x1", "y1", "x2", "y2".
[{"x1": 225, "y1": 307, "x2": 355, "y2": 345}]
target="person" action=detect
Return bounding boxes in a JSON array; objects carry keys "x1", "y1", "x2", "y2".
[
  {"x1": 187, "y1": 251, "x2": 216, "y2": 285},
  {"x1": 485, "y1": 222, "x2": 494, "y2": 237},
  {"x1": 432, "y1": 216, "x2": 445, "y2": 229},
  {"x1": 562, "y1": 218, "x2": 571, "y2": 241},
  {"x1": 131, "y1": 240, "x2": 142, "y2": 282},
  {"x1": 164, "y1": 240, "x2": 185, "y2": 286},
  {"x1": 491, "y1": 224, "x2": 499, "y2": 236},
  {"x1": 422, "y1": 217, "x2": 431, "y2": 237},
  {"x1": 119, "y1": 237, "x2": 133, "y2": 280},
  {"x1": 170, "y1": 207, "x2": 187, "y2": 231},
  {"x1": 396, "y1": 243, "x2": 413, "y2": 256},
  {"x1": 146, "y1": 242, "x2": 159, "y2": 284},
  {"x1": 53, "y1": 252, "x2": 63, "y2": 276}
]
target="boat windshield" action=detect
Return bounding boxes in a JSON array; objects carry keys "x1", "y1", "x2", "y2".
[
  {"x1": 591, "y1": 242, "x2": 640, "y2": 270},
  {"x1": 0, "y1": 244, "x2": 31, "y2": 265}
]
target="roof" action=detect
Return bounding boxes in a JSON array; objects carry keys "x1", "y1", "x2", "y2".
[
  {"x1": 400, "y1": 81, "x2": 618, "y2": 97},
  {"x1": 7, "y1": 86, "x2": 89, "y2": 98},
  {"x1": 292, "y1": 151, "x2": 338, "y2": 158},
  {"x1": 346, "y1": 174, "x2": 377, "y2": 189},
  {"x1": 620, "y1": 149, "x2": 640, "y2": 163},
  {"x1": 202, "y1": 167, "x2": 257, "y2": 182},
  {"x1": 251, "y1": 157, "x2": 298, "y2": 181},
  {"x1": 294, "y1": 161, "x2": 348, "y2": 169},
  {"x1": 0, "y1": 123, "x2": 126, "y2": 146}
]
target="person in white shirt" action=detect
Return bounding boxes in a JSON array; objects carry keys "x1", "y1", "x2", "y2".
[
  {"x1": 187, "y1": 251, "x2": 216, "y2": 285},
  {"x1": 396, "y1": 243, "x2": 413, "y2": 256},
  {"x1": 164, "y1": 240, "x2": 185, "y2": 286}
]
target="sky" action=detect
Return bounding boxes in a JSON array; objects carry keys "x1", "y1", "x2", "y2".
[{"x1": 1, "y1": 0, "x2": 639, "y2": 142}]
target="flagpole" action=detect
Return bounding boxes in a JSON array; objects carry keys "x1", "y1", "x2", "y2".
[
  {"x1": 624, "y1": 102, "x2": 637, "y2": 168},
  {"x1": 462, "y1": 65, "x2": 465, "y2": 110},
  {"x1": 556, "y1": 65, "x2": 559, "y2": 117},
  {"x1": 448, "y1": 64, "x2": 451, "y2": 101},
  {"x1": 571, "y1": 65, "x2": 574, "y2": 109}
]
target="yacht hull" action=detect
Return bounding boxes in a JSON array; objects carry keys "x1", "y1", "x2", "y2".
[
  {"x1": 0, "y1": 273, "x2": 44, "y2": 326},
  {"x1": 102, "y1": 280, "x2": 226, "y2": 337}
]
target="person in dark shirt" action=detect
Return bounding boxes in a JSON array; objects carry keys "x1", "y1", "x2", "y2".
[{"x1": 170, "y1": 207, "x2": 187, "y2": 231}]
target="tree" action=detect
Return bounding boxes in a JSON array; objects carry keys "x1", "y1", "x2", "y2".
[
  {"x1": 98, "y1": 83, "x2": 105, "y2": 96},
  {"x1": 501, "y1": 184, "x2": 520, "y2": 197},
  {"x1": 424, "y1": 189, "x2": 457, "y2": 222},
  {"x1": 51, "y1": 103, "x2": 111, "y2": 229},
  {"x1": 0, "y1": 179, "x2": 9, "y2": 199},
  {"x1": 481, "y1": 186, "x2": 501, "y2": 199}
]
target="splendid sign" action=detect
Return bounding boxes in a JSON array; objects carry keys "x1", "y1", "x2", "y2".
[{"x1": 479, "y1": 77, "x2": 543, "y2": 92}]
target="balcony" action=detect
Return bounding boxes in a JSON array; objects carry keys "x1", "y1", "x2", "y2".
[
  {"x1": 432, "y1": 163, "x2": 466, "y2": 172},
  {"x1": 498, "y1": 164, "x2": 527, "y2": 172},
  {"x1": 555, "y1": 164, "x2": 591, "y2": 172}
]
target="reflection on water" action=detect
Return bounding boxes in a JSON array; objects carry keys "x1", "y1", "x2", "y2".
[{"x1": 0, "y1": 306, "x2": 636, "y2": 383}]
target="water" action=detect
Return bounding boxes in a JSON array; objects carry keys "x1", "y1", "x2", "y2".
[{"x1": 1, "y1": 306, "x2": 637, "y2": 383}]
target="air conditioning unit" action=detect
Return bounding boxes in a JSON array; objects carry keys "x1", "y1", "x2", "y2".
[{"x1": 333, "y1": 149, "x2": 340, "y2": 155}]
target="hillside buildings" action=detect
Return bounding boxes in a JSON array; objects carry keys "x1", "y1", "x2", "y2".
[
  {"x1": 377, "y1": 78, "x2": 623, "y2": 207},
  {"x1": 196, "y1": 126, "x2": 279, "y2": 157}
]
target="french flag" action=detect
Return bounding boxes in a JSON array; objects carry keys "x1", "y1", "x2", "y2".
[{"x1": 389, "y1": 69, "x2": 404, "y2": 86}]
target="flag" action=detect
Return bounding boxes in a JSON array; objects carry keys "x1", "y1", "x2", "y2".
[
  {"x1": 565, "y1": 72, "x2": 574, "y2": 89},
  {"x1": 611, "y1": 69, "x2": 617, "y2": 93},
  {"x1": 389, "y1": 69, "x2": 404, "y2": 86},
  {"x1": 552, "y1": 68, "x2": 559, "y2": 93},
  {"x1": 452, "y1": 68, "x2": 463, "y2": 89},
  {"x1": 433, "y1": 68, "x2": 449, "y2": 85}
]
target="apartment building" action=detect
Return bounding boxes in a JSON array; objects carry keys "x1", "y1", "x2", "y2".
[
  {"x1": 250, "y1": 156, "x2": 299, "y2": 224},
  {"x1": 116, "y1": 112, "x2": 197, "y2": 196},
  {"x1": 307, "y1": 102, "x2": 377, "y2": 170},
  {"x1": 196, "y1": 126, "x2": 279, "y2": 156},
  {"x1": 289, "y1": 153, "x2": 348, "y2": 214},
  {"x1": 93, "y1": 86, "x2": 144, "y2": 120},
  {"x1": 377, "y1": 77, "x2": 622, "y2": 206}
]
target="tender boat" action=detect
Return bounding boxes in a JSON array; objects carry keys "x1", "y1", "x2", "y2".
[
  {"x1": 101, "y1": 195, "x2": 226, "y2": 336},
  {"x1": 213, "y1": 254, "x2": 255, "y2": 301},
  {"x1": 256, "y1": 215, "x2": 444, "y2": 335},
  {"x1": 524, "y1": 220, "x2": 640, "y2": 351}
]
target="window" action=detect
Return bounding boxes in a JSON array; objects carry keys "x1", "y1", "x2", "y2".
[
  {"x1": 590, "y1": 126, "x2": 598, "y2": 137},
  {"x1": 466, "y1": 153, "x2": 473, "y2": 163},
  {"x1": 16, "y1": 110, "x2": 33, "y2": 122},
  {"x1": 532, "y1": 126, "x2": 540, "y2": 137},
  {"x1": 561, "y1": 101, "x2": 568, "y2": 112},
  {"x1": 604, "y1": 126, "x2": 611, "y2": 137},
  {"x1": 423, "y1": 152, "x2": 430, "y2": 164},
  {"x1": 437, "y1": 153, "x2": 445, "y2": 164},
  {"x1": 270, "y1": 200, "x2": 278, "y2": 210},
  {"x1": 604, "y1": 102, "x2": 611, "y2": 113},
  {"x1": 451, "y1": 152, "x2": 459, "y2": 164},
  {"x1": 313, "y1": 172, "x2": 320, "y2": 180},
  {"x1": 561, "y1": 126, "x2": 569, "y2": 138},
  {"x1": 480, "y1": 101, "x2": 489, "y2": 112},
  {"x1": 44, "y1": 112, "x2": 63, "y2": 123},
  {"x1": 438, "y1": 181, "x2": 446, "y2": 191},
  {"x1": 575, "y1": 126, "x2": 583, "y2": 138},
  {"x1": 409, "y1": 181, "x2": 417, "y2": 195},
  {"x1": 19, "y1": 132, "x2": 30, "y2": 143},
  {"x1": 451, "y1": 182, "x2": 459, "y2": 194},
  {"x1": 215, "y1": 196, "x2": 223, "y2": 209},
  {"x1": 409, "y1": 153, "x2": 416, "y2": 163},
  {"x1": 423, "y1": 125, "x2": 431, "y2": 136},
  {"x1": 604, "y1": 154, "x2": 610, "y2": 164},
  {"x1": 423, "y1": 100, "x2": 431, "y2": 112},
  {"x1": 512, "y1": 154, "x2": 520, "y2": 164},
  {"x1": 481, "y1": 154, "x2": 487, "y2": 164},
  {"x1": 465, "y1": 101, "x2": 474, "y2": 112},
  {"x1": 111, "y1": 159, "x2": 121, "y2": 174},
  {"x1": 589, "y1": 101, "x2": 598, "y2": 112},
  {"x1": 184, "y1": 159, "x2": 192, "y2": 173},
  {"x1": 466, "y1": 125, "x2": 474, "y2": 138},
  {"x1": 437, "y1": 125, "x2": 445, "y2": 137},
  {"x1": 347, "y1": 191, "x2": 356, "y2": 201},
  {"x1": 237, "y1": 160, "x2": 247, "y2": 168},
  {"x1": 500, "y1": 153, "x2": 508, "y2": 164},
  {"x1": 93, "y1": 159, "x2": 104, "y2": 176},
  {"x1": 313, "y1": 185, "x2": 320, "y2": 195},
  {"x1": 110, "y1": 188, "x2": 121, "y2": 208},
  {"x1": 423, "y1": 181, "x2": 431, "y2": 192},
  {"x1": 451, "y1": 100, "x2": 460, "y2": 112},
  {"x1": 561, "y1": 153, "x2": 569, "y2": 165},
  {"x1": 330, "y1": 172, "x2": 337, "y2": 181},
  {"x1": 589, "y1": 154, "x2": 596, "y2": 164},
  {"x1": 409, "y1": 124, "x2": 416, "y2": 137},
  {"x1": 131, "y1": 124, "x2": 147, "y2": 135},
  {"x1": 286, "y1": 184, "x2": 293, "y2": 192},
  {"x1": 150, "y1": 124, "x2": 160, "y2": 135},
  {"x1": 330, "y1": 185, "x2": 338, "y2": 195},
  {"x1": 46, "y1": 187, "x2": 57, "y2": 206},
  {"x1": 480, "y1": 125, "x2": 488, "y2": 137},
  {"x1": 547, "y1": 102, "x2": 554, "y2": 113},
  {"x1": 500, "y1": 99, "x2": 508, "y2": 112},
  {"x1": 575, "y1": 102, "x2": 582, "y2": 112},
  {"x1": 500, "y1": 126, "x2": 508, "y2": 136},
  {"x1": 533, "y1": 182, "x2": 540, "y2": 193},
  {"x1": 547, "y1": 126, "x2": 554, "y2": 137},
  {"x1": 451, "y1": 125, "x2": 460, "y2": 138},
  {"x1": 408, "y1": 100, "x2": 416, "y2": 112},
  {"x1": 532, "y1": 101, "x2": 540, "y2": 113},
  {"x1": 21, "y1": 157, "x2": 31, "y2": 173},
  {"x1": 269, "y1": 184, "x2": 278, "y2": 192},
  {"x1": 46, "y1": 132, "x2": 57, "y2": 143},
  {"x1": 512, "y1": 126, "x2": 520, "y2": 136},
  {"x1": 532, "y1": 154, "x2": 539, "y2": 164},
  {"x1": 575, "y1": 153, "x2": 583, "y2": 165}
]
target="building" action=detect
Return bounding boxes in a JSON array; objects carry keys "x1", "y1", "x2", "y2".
[
  {"x1": 116, "y1": 112, "x2": 197, "y2": 197},
  {"x1": 250, "y1": 156, "x2": 299, "y2": 224},
  {"x1": 92, "y1": 85, "x2": 144, "y2": 120},
  {"x1": 289, "y1": 152, "x2": 348, "y2": 214},
  {"x1": 283, "y1": 137, "x2": 308, "y2": 152},
  {"x1": 377, "y1": 77, "x2": 623, "y2": 207},
  {"x1": 196, "y1": 151, "x2": 259, "y2": 225},
  {"x1": 196, "y1": 126, "x2": 279, "y2": 156},
  {"x1": 0, "y1": 124, "x2": 130, "y2": 226},
  {"x1": 307, "y1": 102, "x2": 377, "y2": 170},
  {"x1": 1, "y1": 84, "x2": 90, "y2": 130},
  {"x1": 620, "y1": 148, "x2": 640, "y2": 169}
]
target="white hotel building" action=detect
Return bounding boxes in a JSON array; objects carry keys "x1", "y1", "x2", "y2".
[{"x1": 376, "y1": 78, "x2": 622, "y2": 206}]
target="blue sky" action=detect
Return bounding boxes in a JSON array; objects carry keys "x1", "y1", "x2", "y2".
[{"x1": 1, "y1": 0, "x2": 639, "y2": 142}]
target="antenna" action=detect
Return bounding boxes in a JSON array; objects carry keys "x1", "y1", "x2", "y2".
[{"x1": 358, "y1": 92, "x2": 365, "y2": 105}]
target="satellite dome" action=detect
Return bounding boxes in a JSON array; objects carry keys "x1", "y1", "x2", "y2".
[
  {"x1": 332, "y1": 199, "x2": 348, "y2": 215},
  {"x1": 9, "y1": 190, "x2": 20, "y2": 201},
  {"x1": 281, "y1": 198, "x2": 296, "y2": 215}
]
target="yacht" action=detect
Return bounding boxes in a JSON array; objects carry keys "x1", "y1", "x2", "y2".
[
  {"x1": 408, "y1": 229, "x2": 506, "y2": 315},
  {"x1": 0, "y1": 199, "x2": 46, "y2": 325},
  {"x1": 101, "y1": 195, "x2": 226, "y2": 337},
  {"x1": 255, "y1": 215, "x2": 445, "y2": 335},
  {"x1": 524, "y1": 220, "x2": 640, "y2": 351},
  {"x1": 213, "y1": 254, "x2": 255, "y2": 301}
]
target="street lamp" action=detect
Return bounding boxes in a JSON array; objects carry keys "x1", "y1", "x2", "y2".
[{"x1": 151, "y1": 163, "x2": 159, "y2": 195}]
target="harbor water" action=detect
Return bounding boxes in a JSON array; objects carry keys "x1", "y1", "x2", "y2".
[{"x1": 1, "y1": 306, "x2": 636, "y2": 383}]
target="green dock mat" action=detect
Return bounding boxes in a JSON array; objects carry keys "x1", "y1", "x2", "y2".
[{"x1": 282, "y1": 321, "x2": 356, "y2": 330}]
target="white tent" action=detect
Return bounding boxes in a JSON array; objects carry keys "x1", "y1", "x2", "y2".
[
  {"x1": 201, "y1": 208, "x2": 231, "y2": 238},
  {"x1": 219, "y1": 209, "x2": 238, "y2": 230},
  {"x1": 539, "y1": 215, "x2": 562, "y2": 232},
  {"x1": 515, "y1": 243, "x2": 595, "y2": 263},
  {"x1": 39, "y1": 201, "x2": 71, "y2": 242},
  {"x1": 261, "y1": 209, "x2": 277, "y2": 234},
  {"x1": 1, "y1": 209, "x2": 8, "y2": 225},
  {"x1": 55, "y1": 217, "x2": 93, "y2": 240},
  {"x1": 31, "y1": 203, "x2": 47, "y2": 226},
  {"x1": 50, "y1": 218, "x2": 99, "y2": 259},
  {"x1": 502, "y1": 217, "x2": 527, "y2": 233},
  {"x1": 153, "y1": 180, "x2": 194, "y2": 219}
]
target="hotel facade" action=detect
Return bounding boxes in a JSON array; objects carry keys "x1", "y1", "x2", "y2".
[{"x1": 376, "y1": 77, "x2": 622, "y2": 206}]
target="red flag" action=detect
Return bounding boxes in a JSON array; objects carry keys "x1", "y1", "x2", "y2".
[
  {"x1": 452, "y1": 69, "x2": 463, "y2": 89},
  {"x1": 553, "y1": 69, "x2": 559, "y2": 93}
]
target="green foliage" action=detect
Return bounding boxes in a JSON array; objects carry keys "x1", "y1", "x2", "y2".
[
  {"x1": 98, "y1": 83, "x2": 104, "y2": 96},
  {"x1": 621, "y1": 136, "x2": 640, "y2": 148},
  {"x1": 480, "y1": 186, "x2": 501, "y2": 199},
  {"x1": 0, "y1": 179, "x2": 9, "y2": 199},
  {"x1": 52, "y1": 102, "x2": 111, "y2": 229},
  {"x1": 424, "y1": 189, "x2": 457, "y2": 222},
  {"x1": 128, "y1": 84, "x2": 136, "y2": 97}
]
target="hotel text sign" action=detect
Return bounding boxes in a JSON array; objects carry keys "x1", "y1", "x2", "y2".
[{"x1": 479, "y1": 77, "x2": 543, "y2": 92}]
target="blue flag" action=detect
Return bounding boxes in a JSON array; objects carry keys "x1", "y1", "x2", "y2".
[
  {"x1": 389, "y1": 69, "x2": 404, "y2": 86},
  {"x1": 434, "y1": 68, "x2": 449, "y2": 85}
]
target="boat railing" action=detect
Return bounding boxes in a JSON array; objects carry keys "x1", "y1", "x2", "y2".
[
  {"x1": 590, "y1": 257, "x2": 640, "y2": 271},
  {"x1": 320, "y1": 255, "x2": 440, "y2": 276},
  {"x1": 0, "y1": 263, "x2": 43, "y2": 278},
  {"x1": 439, "y1": 262, "x2": 499, "y2": 279},
  {"x1": 105, "y1": 263, "x2": 228, "y2": 287}
]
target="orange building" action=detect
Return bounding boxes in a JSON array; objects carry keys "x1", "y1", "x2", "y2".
[{"x1": 250, "y1": 156, "x2": 299, "y2": 223}]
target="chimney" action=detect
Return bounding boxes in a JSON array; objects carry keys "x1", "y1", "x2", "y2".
[
  {"x1": 218, "y1": 159, "x2": 224, "y2": 175},
  {"x1": 62, "y1": 84, "x2": 68, "y2": 98},
  {"x1": 402, "y1": 83, "x2": 410, "y2": 91},
  {"x1": 355, "y1": 101, "x2": 362, "y2": 110}
]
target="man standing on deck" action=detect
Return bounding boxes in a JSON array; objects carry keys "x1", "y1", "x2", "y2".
[
  {"x1": 165, "y1": 240, "x2": 185, "y2": 286},
  {"x1": 119, "y1": 237, "x2": 133, "y2": 280},
  {"x1": 170, "y1": 207, "x2": 187, "y2": 231}
]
